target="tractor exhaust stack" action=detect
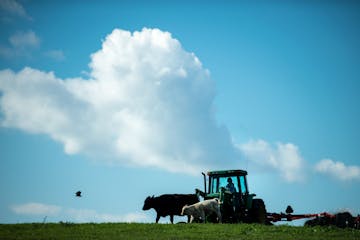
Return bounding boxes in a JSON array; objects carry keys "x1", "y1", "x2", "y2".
[{"x1": 201, "y1": 172, "x2": 206, "y2": 194}]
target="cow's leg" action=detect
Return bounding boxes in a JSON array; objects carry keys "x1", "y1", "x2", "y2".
[
  {"x1": 190, "y1": 215, "x2": 195, "y2": 223},
  {"x1": 156, "y1": 214, "x2": 160, "y2": 223},
  {"x1": 200, "y1": 211, "x2": 206, "y2": 223},
  {"x1": 187, "y1": 215, "x2": 191, "y2": 223},
  {"x1": 170, "y1": 215, "x2": 174, "y2": 224},
  {"x1": 217, "y1": 209, "x2": 222, "y2": 223}
]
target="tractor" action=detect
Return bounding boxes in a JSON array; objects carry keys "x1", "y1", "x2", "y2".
[
  {"x1": 196, "y1": 169, "x2": 267, "y2": 223},
  {"x1": 194, "y1": 169, "x2": 360, "y2": 227}
]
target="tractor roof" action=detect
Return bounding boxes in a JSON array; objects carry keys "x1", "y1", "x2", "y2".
[{"x1": 207, "y1": 169, "x2": 248, "y2": 177}]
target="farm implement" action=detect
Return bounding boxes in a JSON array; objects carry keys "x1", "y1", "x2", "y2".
[
  {"x1": 268, "y1": 210, "x2": 360, "y2": 228},
  {"x1": 196, "y1": 169, "x2": 360, "y2": 229}
]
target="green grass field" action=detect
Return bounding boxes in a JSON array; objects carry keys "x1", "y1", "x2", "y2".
[{"x1": 1, "y1": 223, "x2": 359, "y2": 240}]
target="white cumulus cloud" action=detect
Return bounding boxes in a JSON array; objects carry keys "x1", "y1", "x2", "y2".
[
  {"x1": 315, "y1": 159, "x2": 360, "y2": 181},
  {"x1": 11, "y1": 202, "x2": 62, "y2": 216},
  {"x1": 238, "y1": 139, "x2": 305, "y2": 183},
  {"x1": 0, "y1": 28, "x2": 238, "y2": 175}
]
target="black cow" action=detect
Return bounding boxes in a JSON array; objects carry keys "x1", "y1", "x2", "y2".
[{"x1": 142, "y1": 194, "x2": 199, "y2": 223}]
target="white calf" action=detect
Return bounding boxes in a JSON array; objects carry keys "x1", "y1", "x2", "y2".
[{"x1": 181, "y1": 198, "x2": 222, "y2": 223}]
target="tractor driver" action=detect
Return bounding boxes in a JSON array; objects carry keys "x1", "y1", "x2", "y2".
[{"x1": 226, "y1": 177, "x2": 236, "y2": 193}]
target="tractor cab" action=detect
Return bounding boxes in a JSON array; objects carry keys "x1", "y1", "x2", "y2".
[
  {"x1": 200, "y1": 169, "x2": 266, "y2": 223},
  {"x1": 207, "y1": 170, "x2": 249, "y2": 196},
  {"x1": 204, "y1": 170, "x2": 254, "y2": 210}
]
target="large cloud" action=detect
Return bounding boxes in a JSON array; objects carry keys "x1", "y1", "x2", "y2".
[{"x1": 0, "y1": 28, "x2": 238, "y2": 175}]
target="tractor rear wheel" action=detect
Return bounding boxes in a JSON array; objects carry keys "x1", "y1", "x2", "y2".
[{"x1": 250, "y1": 199, "x2": 266, "y2": 224}]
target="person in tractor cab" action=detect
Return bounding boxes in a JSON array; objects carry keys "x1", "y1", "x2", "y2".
[{"x1": 226, "y1": 177, "x2": 236, "y2": 193}]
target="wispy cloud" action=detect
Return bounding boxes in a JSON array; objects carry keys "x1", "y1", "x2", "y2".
[
  {"x1": 315, "y1": 159, "x2": 360, "y2": 181},
  {"x1": 10, "y1": 202, "x2": 149, "y2": 223},
  {"x1": 44, "y1": 50, "x2": 66, "y2": 61},
  {"x1": 65, "y1": 208, "x2": 149, "y2": 223},
  {"x1": 238, "y1": 139, "x2": 306, "y2": 183},
  {"x1": 0, "y1": 45, "x2": 13, "y2": 59},
  {"x1": 0, "y1": 0, "x2": 32, "y2": 21},
  {"x1": 0, "y1": 30, "x2": 66, "y2": 61},
  {"x1": 9, "y1": 30, "x2": 40, "y2": 49},
  {"x1": 11, "y1": 202, "x2": 62, "y2": 216},
  {"x1": 0, "y1": 30, "x2": 40, "y2": 58}
]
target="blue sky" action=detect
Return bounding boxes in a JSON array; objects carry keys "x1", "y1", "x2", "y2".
[{"x1": 0, "y1": 1, "x2": 360, "y2": 224}]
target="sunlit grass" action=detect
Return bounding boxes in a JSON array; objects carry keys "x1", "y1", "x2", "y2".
[{"x1": 0, "y1": 222, "x2": 359, "y2": 240}]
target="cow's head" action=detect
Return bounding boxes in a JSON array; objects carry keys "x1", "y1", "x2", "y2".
[{"x1": 142, "y1": 195, "x2": 155, "y2": 210}]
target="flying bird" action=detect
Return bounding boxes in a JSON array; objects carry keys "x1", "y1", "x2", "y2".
[{"x1": 75, "y1": 191, "x2": 82, "y2": 197}]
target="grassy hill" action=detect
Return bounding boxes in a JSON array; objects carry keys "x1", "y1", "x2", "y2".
[{"x1": 1, "y1": 222, "x2": 359, "y2": 240}]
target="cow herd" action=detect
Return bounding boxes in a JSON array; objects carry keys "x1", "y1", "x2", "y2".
[{"x1": 142, "y1": 194, "x2": 222, "y2": 223}]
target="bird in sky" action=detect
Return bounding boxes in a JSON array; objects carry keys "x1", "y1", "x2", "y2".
[{"x1": 75, "y1": 191, "x2": 82, "y2": 197}]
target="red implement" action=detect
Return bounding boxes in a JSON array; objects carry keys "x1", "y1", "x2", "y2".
[{"x1": 267, "y1": 212, "x2": 335, "y2": 222}]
